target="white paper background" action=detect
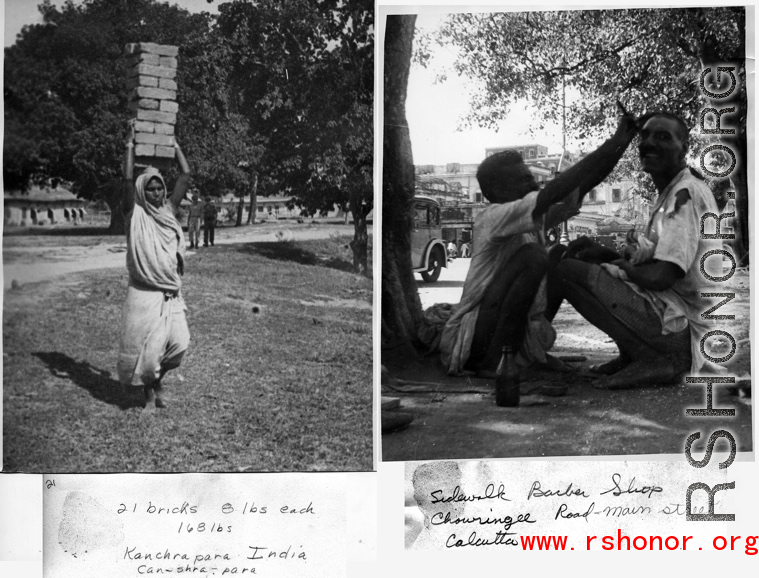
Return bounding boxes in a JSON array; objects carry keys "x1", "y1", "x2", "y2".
[
  {"x1": 405, "y1": 460, "x2": 735, "y2": 550},
  {"x1": 42, "y1": 474, "x2": 346, "y2": 578},
  {"x1": 2, "y1": 0, "x2": 758, "y2": 577}
]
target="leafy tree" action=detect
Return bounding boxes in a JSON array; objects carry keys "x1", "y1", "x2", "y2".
[
  {"x1": 3, "y1": 0, "x2": 212, "y2": 233},
  {"x1": 299, "y1": 2, "x2": 373, "y2": 274},
  {"x1": 5, "y1": 0, "x2": 373, "y2": 274},
  {"x1": 175, "y1": 21, "x2": 263, "y2": 208},
  {"x1": 213, "y1": 0, "x2": 373, "y2": 274},
  {"x1": 419, "y1": 7, "x2": 748, "y2": 263}
]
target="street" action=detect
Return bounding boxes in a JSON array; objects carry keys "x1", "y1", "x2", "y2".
[{"x1": 416, "y1": 256, "x2": 468, "y2": 309}]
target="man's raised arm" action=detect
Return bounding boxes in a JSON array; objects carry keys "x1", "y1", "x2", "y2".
[{"x1": 533, "y1": 113, "x2": 638, "y2": 219}]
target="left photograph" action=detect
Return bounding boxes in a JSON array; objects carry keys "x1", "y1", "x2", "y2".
[{"x1": 2, "y1": 0, "x2": 374, "y2": 472}]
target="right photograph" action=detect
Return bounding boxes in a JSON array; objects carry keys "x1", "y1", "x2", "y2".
[{"x1": 381, "y1": 7, "x2": 752, "y2": 461}]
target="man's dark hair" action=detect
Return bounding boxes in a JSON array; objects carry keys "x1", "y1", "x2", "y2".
[
  {"x1": 639, "y1": 111, "x2": 690, "y2": 143},
  {"x1": 476, "y1": 149, "x2": 524, "y2": 202}
]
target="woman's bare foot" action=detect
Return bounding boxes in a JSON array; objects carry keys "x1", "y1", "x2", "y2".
[
  {"x1": 592, "y1": 358, "x2": 677, "y2": 390},
  {"x1": 589, "y1": 354, "x2": 632, "y2": 375},
  {"x1": 151, "y1": 380, "x2": 167, "y2": 409},
  {"x1": 140, "y1": 385, "x2": 156, "y2": 414},
  {"x1": 154, "y1": 388, "x2": 167, "y2": 409}
]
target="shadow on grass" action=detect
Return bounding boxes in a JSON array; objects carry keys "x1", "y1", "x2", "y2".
[
  {"x1": 3, "y1": 226, "x2": 115, "y2": 237},
  {"x1": 32, "y1": 352, "x2": 142, "y2": 410},
  {"x1": 237, "y1": 242, "x2": 354, "y2": 273}
]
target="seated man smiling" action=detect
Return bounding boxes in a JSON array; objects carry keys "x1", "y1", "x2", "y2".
[
  {"x1": 547, "y1": 112, "x2": 725, "y2": 389},
  {"x1": 439, "y1": 112, "x2": 638, "y2": 377}
]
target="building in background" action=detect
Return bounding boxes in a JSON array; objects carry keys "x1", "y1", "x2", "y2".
[
  {"x1": 215, "y1": 193, "x2": 354, "y2": 223},
  {"x1": 4, "y1": 185, "x2": 86, "y2": 226},
  {"x1": 415, "y1": 163, "x2": 480, "y2": 203},
  {"x1": 486, "y1": 143, "x2": 579, "y2": 182},
  {"x1": 416, "y1": 144, "x2": 581, "y2": 205},
  {"x1": 415, "y1": 143, "x2": 652, "y2": 245},
  {"x1": 583, "y1": 180, "x2": 652, "y2": 225}
]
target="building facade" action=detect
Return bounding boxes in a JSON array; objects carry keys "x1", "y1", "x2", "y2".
[
  {"x1": 485, "y1": 143, "x2": 579, "y2": 180},
  {"x1": 415, "y1": 143, "x2": 653, "y2": 242},
  {"x1": 582, "y1": 180, "x2": 652, "y2": 226},
  {"x1": 215, "y1": 194, "x2": 347, "y2": 223},
  {"x1": 4, "y1": 186, "x2": 86, "y2": 226},
  {"x1": 415, "y1": 163, "x2": 481, "y2": 203}
]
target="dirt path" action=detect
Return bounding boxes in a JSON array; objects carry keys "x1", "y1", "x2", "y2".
[{"x1": 2, "y1": 222, "x2": 365, "y2": 290}]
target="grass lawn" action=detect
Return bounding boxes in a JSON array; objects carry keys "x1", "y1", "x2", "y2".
[{"x1": 3, "y1": 235, "x2": 372, "y2": 472}]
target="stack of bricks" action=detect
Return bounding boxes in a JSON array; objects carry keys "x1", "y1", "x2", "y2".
[{"x1": 125, "y1": 42, "x2": 179, "y2": 171}]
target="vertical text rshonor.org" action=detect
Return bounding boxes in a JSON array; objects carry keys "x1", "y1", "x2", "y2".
[{"x1": 684, "y1": 65, "x2": 741, "y2": 522}]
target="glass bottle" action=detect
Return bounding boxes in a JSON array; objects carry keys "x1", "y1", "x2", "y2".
[{"x1": 495, "y1": 345, "x2": 520, "y2": 407}]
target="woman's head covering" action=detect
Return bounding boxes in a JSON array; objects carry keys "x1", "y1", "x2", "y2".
[
  {"x1": 126, "y1": 168, "x2": 186, "y2": 292},
  {"x1": 135, "y1": 168, "x2": 167, "y2": 210}
]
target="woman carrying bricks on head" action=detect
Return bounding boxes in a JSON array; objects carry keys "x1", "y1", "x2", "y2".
[{"x1": 117, "y1": 120, "x2": 191, "y2": 411}]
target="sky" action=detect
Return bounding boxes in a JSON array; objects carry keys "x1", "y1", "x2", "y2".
[
  {"x1": 4, "y1": 0, "x2": 45, "y2": 46},
  {"x1": 406, "y1": 11, "x2": 570, "y2": 167}
]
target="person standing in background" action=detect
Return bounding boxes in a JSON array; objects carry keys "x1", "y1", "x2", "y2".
[
  {"x1": 186, "y1": 192, "x2": 203, "y2": 249},
  {"x1": 203, "y1": 196, "x2": 218, "y2": 247}
]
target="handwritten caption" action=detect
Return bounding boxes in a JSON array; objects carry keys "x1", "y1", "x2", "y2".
[
  {"x1": 45, "y1": 474, "x2": 346, "y2": 578},
  {"x1": 428, "y1": 474, "x2": 666, "y2": 548},
  {"x1": 407, "y1": 461, "x2": 744, "y2": 552},
  {"x1": 116, "y1": 500, "x2": 316, "y2": 574}
]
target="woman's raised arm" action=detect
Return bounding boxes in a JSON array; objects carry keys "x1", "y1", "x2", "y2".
[
  {"x1": 169, "y1": 138, "x2": 191, "y2": 209},
  {"x1": 122, "y1": 120, "x2": 136, "y2": 215}
]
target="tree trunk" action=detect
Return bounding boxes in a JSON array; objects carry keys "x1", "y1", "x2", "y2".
[
  {"x1": 107, "y1": 198, "x2": 126, "y2": 234},
  {"x1": 236, "y1": 192, "x2": 244, "y2": 227},
  {"x1": 349, "y1": 189, "x2": 370, "y2": 276},
  {"x1": 246, "y1": 173, "x2": 258, "y2": 225},
  {"x1": 101, "y1": 179, "x2": 125, "y2": 235},
  {"x1": 381, "y1": 15, "x2": 423, "y2": 355}
]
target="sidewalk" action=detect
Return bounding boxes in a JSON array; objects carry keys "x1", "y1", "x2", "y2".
[{"x1": 383, "y1": 263, "x2": 752, "y2": 461}]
